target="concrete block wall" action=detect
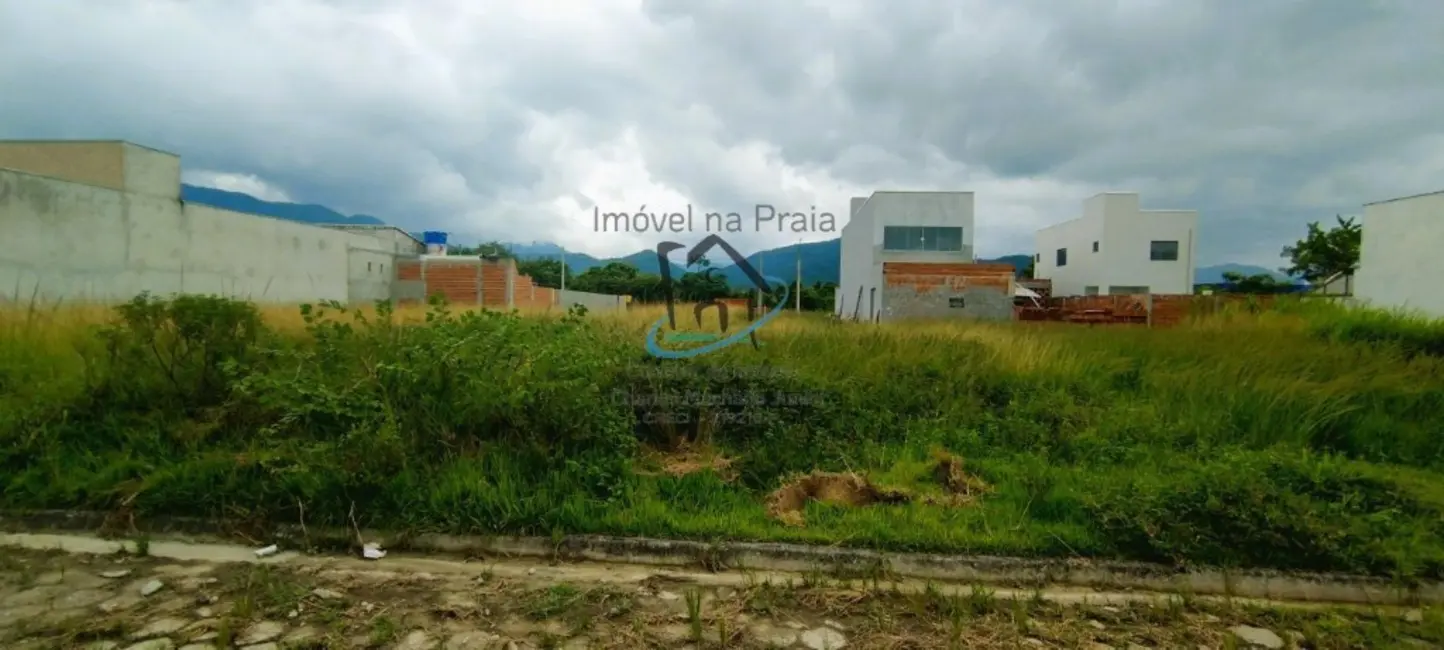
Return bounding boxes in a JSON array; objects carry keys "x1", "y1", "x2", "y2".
[
  {"x1": 880, "y1": 262, "x2": 1015, "y2": 321},
  {"x1": 0, "y1": 166, "x2": 383, "y2": 303}
]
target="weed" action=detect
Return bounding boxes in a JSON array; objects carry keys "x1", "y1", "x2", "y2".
[{"x1": 2, "y1": 295, "x2": 1444, "y2": 578}]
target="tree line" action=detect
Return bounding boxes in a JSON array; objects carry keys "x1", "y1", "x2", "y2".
[{"x1": 448, "y1": 242, "x2": 838, "y2": 311}]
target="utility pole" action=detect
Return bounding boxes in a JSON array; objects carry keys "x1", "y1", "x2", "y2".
[
  {"x1": 795, "y1": 240, "x2": 802, "y2": 312},
  {"x1": 559, "y1": 246, "x2": 567, "y2": 293},
  {"x1": 757, "y1": 254, "x2": 765, "y2": 312}
]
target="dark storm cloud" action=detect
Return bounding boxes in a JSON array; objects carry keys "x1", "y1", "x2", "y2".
[{"x1": 1, "y1": 0, "x2": 1441, "y2": 262}]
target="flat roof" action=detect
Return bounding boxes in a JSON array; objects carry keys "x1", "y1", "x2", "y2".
[
  {"x1": 0, "y1": 139, "x2": 179, "y2": 157},
  {"x1": 1363, "y1": 189, "x2": 1444, "y2": 206},
  {"x1": 317, "y1": 223, "x2": 425, "y2": 248}
]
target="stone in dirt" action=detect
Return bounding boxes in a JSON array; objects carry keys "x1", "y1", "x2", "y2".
[
  {"x1": 237, "y1": 620, "x2": 286, "y2": 645},
  {"x1": 122, "y1": 640, "x2": 176, "y2": 650},
  {"x1": 129, "y1": 617, "x2": 189, "y2": 639},
  {"x1": 395, "y1": 630, "x2": 435, "y2": 650},
  {"x1": 446, "y1": 630, "x2": 502, "y2": 649},
  {"x1": 750, "y1": 622, "x2": 800, "y2": 647},
  {"x1": 1229, "y1": 625, "x2": 1284, "y2": 649},
  {"x1": 311, "y1": 587, "x2": 345, "y2": 600},
  {"x1": 139, "y1": 579, "x2": 165, "y2": 596},
  {"x1": 100, "y1": 569, "x2": 132, "y2": 579},
  {"x1": 239, "y1": 644, "x2": 279, "y2": 650},
  {"x1": 800, "y1": 626, "x2": 848, "y2": 650}
]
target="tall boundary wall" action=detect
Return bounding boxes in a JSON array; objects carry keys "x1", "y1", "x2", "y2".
[
  {"x1": 0, "y1": 139, "x2": 624, "y2": 310},
  {"x1": 0, "y1": 166, "x2": 390, "y2": 304},
  {"x1": 558, "y1": 289, "x2": 626, "y2": 312}
]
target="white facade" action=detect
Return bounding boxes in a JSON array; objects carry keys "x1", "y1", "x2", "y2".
[
  {"x1": 836, "y1": 191, "x2": 975, "y2": 320},
  {"x1": 1033, "y1": 193, "x2": 1197, "y2": 296},
  {"x1": 1354, "y1": 190, "x2": 1444, "y2": 318}
]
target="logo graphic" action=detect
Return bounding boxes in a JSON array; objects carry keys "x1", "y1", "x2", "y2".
[{"x1": 645, "y1": 234, "x2": 789, "y2": 359}]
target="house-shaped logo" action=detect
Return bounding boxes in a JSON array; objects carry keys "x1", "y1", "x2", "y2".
[{"x1": 645, "y1": 234, "x2": 789, "y2": 359}]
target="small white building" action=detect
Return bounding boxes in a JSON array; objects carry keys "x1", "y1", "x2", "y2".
[
  {"x1": 1033, "y1": 192, "x2": 1198, "y2": 296},
  {"x1": 836, "y1": 191, "x2": 975, "y2": 320},
  {"x1": 1353, "y1": 190, "x2": 1444, "y2": 318}
]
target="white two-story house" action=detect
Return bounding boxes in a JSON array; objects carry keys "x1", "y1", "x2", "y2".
[
  {"x1": 1033, "y1": 192, "x2": 1197, "y2": 296},
  {"x1": 837, "y1": 191, "x2": 975, "y2": 320}
]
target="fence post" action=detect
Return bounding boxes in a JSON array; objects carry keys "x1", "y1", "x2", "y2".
[{"x1": 1146, "y1": 293, "x2": 1154, "y2": 328}]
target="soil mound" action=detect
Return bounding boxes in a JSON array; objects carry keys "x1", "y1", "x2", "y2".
[{"x1": 765, "y1": 472, "x2": 911, "y2": 526}]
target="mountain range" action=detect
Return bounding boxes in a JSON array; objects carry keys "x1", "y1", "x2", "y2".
[{"x1": 180, "y1": 183, "x2": 1297, "y2": 287}]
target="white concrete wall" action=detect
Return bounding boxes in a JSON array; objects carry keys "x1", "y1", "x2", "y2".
[
  {"x1": 347, "y1": 247, "x2": 397, "y2": 304},
  {"x1": 121, "y1": 143, "x2": 181, "y2": 199},
  {"x1": 0, "y1": 165, "x2": 394, "y2": 304},
  {"x1": 837, "y1": 191, "x2": 975, "y2": 320},
  {"x1": 558, "y1": 289, "x2": 625, "y2": 311},
  {"x1": 1034, "y1": 210, "x2": 1104, "y2": 296},
  {"x1": 322, "y1": 224, "x2": 425, "y2": 255},
  {"x1": 1355, "y1": 191, "x2": 1444, "y2": 317},
  {"x1": 1034, "y1": 193, "x2": 1196, "y2": 296}
]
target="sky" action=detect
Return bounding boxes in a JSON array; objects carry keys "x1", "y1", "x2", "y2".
[{"x1": 2, "y1": 0, "x2": 1442, "y2": 264}]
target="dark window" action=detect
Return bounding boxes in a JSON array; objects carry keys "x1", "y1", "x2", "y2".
[
  {"x1": 1092, "y1": 241, "x2": 1099, "y2": 252},
  {"x1": 882, "y1": 226, "x2": 965, "y2": 252},
  {"x1": 1084, "y1": 286, "x2": 1099, "y2": 296},
  {"x1": 1034, "y1": 253, "x2": 1040, "y2": 263},
  {"x1": 949, "y1": 297, "x2": 966, "y2": 308},
  {"x1": 368, "y1": 262, "x2": 373, "y2": 272},
  {"x1": 1150, "y1": 240, "x2": 1179, "y2": 261},
  {"x1": 1056, "y1": 248, "x2": 1068, "y2": 267}
]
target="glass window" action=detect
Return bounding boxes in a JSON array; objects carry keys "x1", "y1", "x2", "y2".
[
  {"x1": 1150, "y1": 240, "x2": 1179, "y2": 261},
  {"x1": 1092, "y1": 241, "x2": 1099, "y2": 252},
  {"x1": 883, "y1": 226, "x2": 913, "y2": 251},
  {"x1": 935, "y1": 227, "x2": 964, "y2": 252},
  {"x1": 1056, "y1": 248, "x2": 1068, "y2": 266},
  {"x1": 883, "y1": 226, "x2": 963, "y2": 251}
]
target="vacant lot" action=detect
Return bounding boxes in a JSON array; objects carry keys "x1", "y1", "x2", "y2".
[{"x1": 2, "y1": 295, "x2": 1444, "y2": 581}]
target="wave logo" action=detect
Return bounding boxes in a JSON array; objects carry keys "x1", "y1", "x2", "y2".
[{"x1": 645, "y1": 235, "x2": 789, "y2": 359}]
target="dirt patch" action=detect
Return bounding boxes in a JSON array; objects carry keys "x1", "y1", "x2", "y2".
[
  {"x1": 636, "y1": 444, "x2": 736, "y2": 481},
  {"x1": 765, "y1": 472, "x2": 911, "y2": 526},
  {"x1": 931, "y1": 452, "x2": 991, "y2": 504}
]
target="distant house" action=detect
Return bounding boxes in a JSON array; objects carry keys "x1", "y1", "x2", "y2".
[
  {"x1": 1033, "y1": 192, "x2": 1198, "y2": 297},
  {"x1": 1353, "y1": 190, "x2": 1444, "y2": 317},
  {"x1": 837, "y1": 191, "x2": 1013, "y2": 321}
]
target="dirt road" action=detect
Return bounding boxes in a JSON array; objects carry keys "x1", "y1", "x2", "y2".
[{"x1": 0, "y1": 533, "x2": 1438, "y2": 649}]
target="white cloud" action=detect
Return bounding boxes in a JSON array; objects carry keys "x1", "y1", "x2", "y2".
[
  {"x1": 2, "y1": 0, "x2": 1442, "y2": 265},
  {"x1": 181, "y1": 170, "x2": 293, "y2": 203}
]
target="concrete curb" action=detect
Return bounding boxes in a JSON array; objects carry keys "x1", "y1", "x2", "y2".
[{"x1": 2, "y1": 509, "x2": 1439, "y2": 606}]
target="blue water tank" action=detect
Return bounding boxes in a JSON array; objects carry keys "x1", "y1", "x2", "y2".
[{"x1": 422, "y1": 231, "x2": 448, "y2": 245}]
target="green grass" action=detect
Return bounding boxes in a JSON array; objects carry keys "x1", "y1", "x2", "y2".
[{"x1": 2, "y1": 293, "x2": 1444, "y2": 580}]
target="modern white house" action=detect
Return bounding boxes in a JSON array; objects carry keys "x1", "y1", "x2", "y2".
[
  {"x1": 1032, "y1": 192, "x2": 1198, "y2": 296},
  {"x1": 1353, "y1": 189, "x2": 1444, "y2": 318},
  {"x1": 836, "y1": 191, "x2": 975, "y2": 320}
]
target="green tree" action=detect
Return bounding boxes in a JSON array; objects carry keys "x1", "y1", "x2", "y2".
[
  {"x1": 516, "y1": 258, "x2": 566, "y2": 289},
  {"x1": 1220, "y1": 271, "x2": 1292, "y2": 295},
  {"x1": 1280, "y1": 216, "x2": 1360, "y2": 283}
]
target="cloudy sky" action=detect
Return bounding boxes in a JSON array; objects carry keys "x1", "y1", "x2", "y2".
[{"x1": 2, "y1": 0, "x2": 1442, "y2": 264}]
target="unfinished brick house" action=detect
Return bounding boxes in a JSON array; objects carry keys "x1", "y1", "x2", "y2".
[
  {"x1": 394, "y1": 256, "x2": 557, "y2": 309},
  {"x1": 877, "y1": 262, "x2": 1016, "y2": 321}
]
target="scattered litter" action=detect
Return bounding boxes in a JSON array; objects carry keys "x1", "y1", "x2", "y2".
[
  {"x1": 527, "y1": 568, "x2": 536, "y2": 576},
  {"x1": 99, "y1": 569, "x2": 132, "y2": 579},
  {"x1": 254, "y1": 544, "x2": 279, "y2": 558},
  {"x1": 140, "y1": 579, "x2": 166, "y2": 597},
  {"x1": 362, "y1": 543, "x2": 386, "y2": 560}
]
